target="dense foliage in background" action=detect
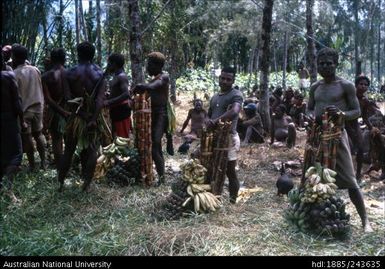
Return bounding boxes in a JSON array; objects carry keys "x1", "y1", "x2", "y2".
[{"x1": 2, "y1": 0, "x2": 384, "y2": 88}]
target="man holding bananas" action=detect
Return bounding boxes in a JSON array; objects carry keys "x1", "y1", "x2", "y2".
[{"x1": 307, "y1": 48, "x2": 372, "y2": 232}]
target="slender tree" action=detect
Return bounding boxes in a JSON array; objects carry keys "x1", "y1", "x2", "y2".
[
  {"x1": 58, "y1": 0, "x2": 64, "y2": 48},
  {"x1": 258, "y1": 0, "x2": 274, "y2": 133},
  {"x1": 96, "y1": 0, "x2": 102, "y2": 66},
  {"x1": 306, "y1": 0, "x2": 317, "y2": 84},
  {"x1": 128, "y1": 0, "x2": 144, "y2": 85},
  {"x1": 75, "y1": 0, "x2": 80, "y2": 45},
  {"x1": 79, "y1": 0, "x2": 88, "y2": 41}
]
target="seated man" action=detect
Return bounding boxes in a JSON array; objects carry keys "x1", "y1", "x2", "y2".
[
  {"x1": 238, "y1": 103, "x2": 264, "y2": 145},
  {"x1": 289, "y1": 93, "x2": 307, "y2": 128},
  {"x1": 270, "y1": 104, "x2": 296, "y2": 148},
  {"x1": 269, "y1": 86, "x2": 283, "y2": 112},
  {"x1": 179, "y1": 99, "x2": 207, "y2": 142},
  {"x1": 365, "y1": 103, "x2": 385, "y2": 180},
  {"x1": 178, "y1": 99, "x2": 207, "y2": 154},
  {"x1": 282, "y1": 87, "x2": 295, "y2": 114}
]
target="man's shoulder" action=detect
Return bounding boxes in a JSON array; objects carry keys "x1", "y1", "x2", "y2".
[
  {"x1": 160, "y1": 72, "x2": 170, "y2": 82},
  {"x1": 310, "y1": 80, "x2": 323, "y2": 91},
  {"x1": 338, "y1": 77, "x2": 355, "y2": 88},
  {"x1": 1, "y1": 70, "x2": 17, "y2": 83}
]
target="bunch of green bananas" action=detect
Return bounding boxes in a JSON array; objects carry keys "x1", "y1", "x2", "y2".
[
  {"x1": 284, "y1": 201, "x2": 312, "y2": 232},
  {"x1": 288, "y1": 188, "x2": 303, "y2": 205},
  {"x1": 180, "y1": 159, "x2": 206, "y2": 184},
  {"x1": 285, "y1": 163, "x2": 351, "y2": 237}
]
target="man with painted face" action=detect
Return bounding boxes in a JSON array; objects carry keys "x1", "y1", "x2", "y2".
[
  {"x1": 134, "y1": 52, "x2": 170, "y2": 185},
  {"x1": 207, "y1": 67, "x2": 243, "y2": 204},
  {"x1": 308, "y1": 48, "x2": 373, "y2": 232},
  {"x1": 104, "y1": 53, "x2": 132, "y2": 138}
]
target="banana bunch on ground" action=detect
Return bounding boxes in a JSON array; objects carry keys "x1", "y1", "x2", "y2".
[
  {"x1": 182, "y1": 183, "x2": 222, "y2": 213},
  {"x1": 94, "y1": 137, "x2": 132, "y2": 179},
  {"x1": 284, "y1": 200, "x2": 312, "y2": 232},
  {"x1": 284, "y1": 163, "x2": 351, "y2": 238},
  {"x1": 180, "y1": 159, "x2": 206, "y2": 184},
  {"x1": 105, "y1": 149, "x2": 141, "y2": 186},
  {"x1": 94, "y1": 154, "x2": 113, "y2": 179},
  {"x1": 103, "y1": 136, "x2": 131, "y2": 157},
  {"x1": 156, "y1": 180, "x2": 190, "y2": 220},
  {"x1": 286, "y1": 188, "x2": 350, "y2": 237},
  {"x1": 301, "y1": 165, "x2": 339, "y2": 203}
]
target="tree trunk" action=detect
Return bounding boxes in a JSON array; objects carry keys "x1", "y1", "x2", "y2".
[
  {"x1": 258, "y1": 0, "x2": 274, "y2": 133},
  {"x1": 169, "y1": 0, "x2": 179, "y2": 103},
  {"x1": 75, "y1": 0, "x2": 80, "y2": 45},
  {"x1": 370, "y1": 18, "x2": 375, "y2": 83},
  {"x1": 377, "y1": 0, "x2": 382, "y2": 84},
  {"x1": 353, "y1": 0, "x2": 361, "y2": 77},
  {"x1": 128, "y1": 0, "x2": 144, "y2": 85},
  {"x1": 79, "y1": 0, "x2": 88, "y2": 42},
  {"x1": 254, "y1": 47, "x2": 259, "y2": 86},
  {"x1": 58, "y1": 0, "x2": 64, "y2": 48},
  {"x1": 306, "y1": 0, "x2": 317, "y2": 84},
  {"x1": 282, "y1": 31, "x2": 288, "y2": 90},
  {"x1": 96, "y1": 0, "x2": 102, "y2": 66}
]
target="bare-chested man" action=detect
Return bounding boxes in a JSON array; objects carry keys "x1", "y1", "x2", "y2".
[
  {"x1": 238, "y1": 103, "x2": 264, "y2": 145},
  {"x1": 133, "y1": 52, "x2": 170, "y2": 185},
  {"x1": 308, "y1": 48, "x2": 372, "y2": 232},
  {"x1": 270, "y1": 104, "x2": 296, "y2": 148},
  {"x1": 289, "y1": 93, "x2": 307, "y2": 128},
  {"x1": 104, "y1": 53, "x2": 132, "y2": 138},
  {"x1": 180, "y1": 99, "x2": 207, "y2": 142},
  {"x1": 41, "y1": 48, "x2": 71, "y2": 169},
  {"x1": 58, "y1": 42, "x2": 106, "y2": 192},
  {"x1": 345, "y1": 76, "x2": 372, "y2": 181},
  {"x1": 298, "y1": 62, "x2": 310, "y2": 92}
]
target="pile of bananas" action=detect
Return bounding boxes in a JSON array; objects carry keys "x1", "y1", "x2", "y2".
[
  {"x1": 94, "y1": 136, "x2": 131, "y2": 179},
  {"x1": 103, "y1": 136, "x2": 131, "y2": 157},
  {"x1": 156, "y1": 180, "x2": 190, "y2": 220},
  {"x1": 302, "y1": 166, "x2": 339, "y2": 203},
  {"x1": 284, "y1": 163, "x2": 351, "y2": 237},
  {"x1": 105, "y1": 149, "x2": 141, "y2": 186},
  {"x1": 180, "y1": 159, "x2": 206, "y2": 184},
  {"x1": 182, "y1": 183, "x2": 222, "y2": 213}
]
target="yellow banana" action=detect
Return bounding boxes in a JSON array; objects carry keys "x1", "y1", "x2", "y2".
[
  {"x1": 305, "y1": 166, "x2": 317, "y2": 178},
  {"x1": 194, "y1": 194, "x2": 200, "y2": 213}
]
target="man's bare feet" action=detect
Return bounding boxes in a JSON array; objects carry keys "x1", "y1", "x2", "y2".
[{"x1": 363, "y1": 222, "x2": 374, "y2": 233}]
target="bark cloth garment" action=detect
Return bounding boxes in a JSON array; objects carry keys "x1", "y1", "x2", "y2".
[{"x1": 312, "y1": 123, "x2": 360, "y2": 190}]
